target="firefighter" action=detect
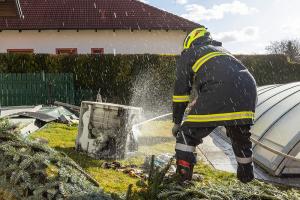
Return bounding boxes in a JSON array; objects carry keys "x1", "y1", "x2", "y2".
[{"x1": 172, "y1": 27, "x2": 257, "y2": 183}]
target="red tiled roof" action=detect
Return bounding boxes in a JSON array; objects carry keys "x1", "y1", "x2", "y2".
[{"x1": 0, "y1": 0, "x2": 200, "y2": 30}]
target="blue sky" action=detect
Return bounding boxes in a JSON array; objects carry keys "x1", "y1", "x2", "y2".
[{"x1": 140, "y1": 0, "x2": 300, "y2": 54}]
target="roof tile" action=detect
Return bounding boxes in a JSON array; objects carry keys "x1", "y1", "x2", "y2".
[{"x1": 0, "y1": 0, "x2": 200, "y2": 30}]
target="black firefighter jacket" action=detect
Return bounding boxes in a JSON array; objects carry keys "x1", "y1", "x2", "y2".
[{"x1": 173, "y1": 43, "x2": 257, "y2": 127}]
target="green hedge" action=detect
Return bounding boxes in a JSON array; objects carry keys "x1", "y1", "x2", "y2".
[
  {"x1": 0, "y1": 53, "x2": 299, "y2": 108},
  {"x1": 236, "y1": 54, "x2": 300, "y2": 85},
  {"x1": 0, "y1": 54, "x2": 176, "y2": 109}
]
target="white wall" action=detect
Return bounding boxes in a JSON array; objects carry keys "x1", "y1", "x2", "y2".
[{"x1": 0, "y1": 29, "x2": 187, "y2": 54}]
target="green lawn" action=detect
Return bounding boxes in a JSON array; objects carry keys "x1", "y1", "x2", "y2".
[
  {"x1": 30, "y1": 123, "x2": 139, "y2": 194},
  {"x1": 29, "y1": 122, "x2": 181, "y2": 193},
  {"x1": 29, "y1": 122, "x2": 300, "y2": 198},
  {"x1": 29, "y1": 122, "x2": 230, "y2": 194}
]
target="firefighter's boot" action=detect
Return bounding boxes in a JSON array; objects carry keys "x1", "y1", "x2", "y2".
[
  {"x1": 237, "y1": 163, "x2": 254, "y2": 183},
  {"x1": 176, "y1": 160, "x2": 194, "y2": 182}
]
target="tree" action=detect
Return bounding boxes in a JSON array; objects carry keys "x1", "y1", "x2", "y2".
[{"x1": 266, "y1": 39, "x2": 300, "y2": 62}]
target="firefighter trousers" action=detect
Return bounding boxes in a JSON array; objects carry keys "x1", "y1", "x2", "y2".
[{"x1": 175, "y1": 125, "x2": 253, "y2": 165}]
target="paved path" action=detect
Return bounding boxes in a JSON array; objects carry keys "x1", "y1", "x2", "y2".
[{"x1": 198, "y1": 130, "x2": 237, "y2": 173}]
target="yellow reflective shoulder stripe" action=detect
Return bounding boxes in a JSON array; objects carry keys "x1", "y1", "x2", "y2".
[
  {"x1": 192, "y1": 52, "x2": 220, "y2": 72},
  {"x1": 173, "y1": 95, "x2": 190, "y2": 103},
  {"x1": 185, "y1": 111, "x2": 254, "y2": 122},
  {"x1": 192, "y1": 51, "x2": 232, "y2": 73}
]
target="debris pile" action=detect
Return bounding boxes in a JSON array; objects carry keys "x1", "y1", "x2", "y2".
[
  {"x1": 0, "y1": 119, "x2": 111, "y2": 200},
  {"x1": 101, "y1": 154, "x2": 176, "y2": 180},
  {"x1": 2, "y1": 105, "x2": 79, "y2": 137},
  {"x1": 101, "y1": 162, "x2": 145, "y2": 179},
  {"x1": 143, "y1": 154, "x2": 176, "y2": 173}
]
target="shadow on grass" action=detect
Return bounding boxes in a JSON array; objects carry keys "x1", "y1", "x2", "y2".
[{"x1": 54, "y1": 147, "x2": 105, "y2": 169}]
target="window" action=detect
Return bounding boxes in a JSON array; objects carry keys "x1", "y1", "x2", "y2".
[
  {"x1": 91, "y1": 48, "x2": 104, "y2": 55},
  {"x1": 7, "y1": 49, "x2": 34, "y2": 54},
  {"x1": 56, "y1": 48, "x2": 77, "y2": 55}
]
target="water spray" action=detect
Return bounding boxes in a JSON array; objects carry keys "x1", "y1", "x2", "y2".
[
  {"x1": 132, "y1": 113, "x2": 172, "y2": 129},
  {"x1": 132, "y1": 112, "x2": 190, "y2": 147},
  {"x1": 131, "y1": 113, "x2": 173, "y2": 138}
]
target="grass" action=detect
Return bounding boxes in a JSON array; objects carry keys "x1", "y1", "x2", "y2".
[
  {"x1": 29, "y1": 121, "x2": 178, "y2": 194},
  {"x1": 30, "y1": 122, "x2": 300, "y2": 198},
  {"x1": 30, "y1": 123, "x2": 138, "y2": 194}
]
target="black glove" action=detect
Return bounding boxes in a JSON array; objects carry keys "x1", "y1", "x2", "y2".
[
  {"x1": 172, "y1": 124, "x2": 181, "y2": 137},
  {"x1": 237, "y1": 163, "x2": 254, "y2": 183}
]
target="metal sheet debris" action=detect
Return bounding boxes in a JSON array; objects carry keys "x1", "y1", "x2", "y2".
[
  {"x1": 3, "y1": 105, "x2": 79, "y2": 136},
  {"x1": 54, "y1": 101, "x2": 80, "y2": 115},
  {"x1": 0, "y1": 105, "x2": 42, "y2": 118},
  {"x1": 14, "y1": 111, "x2": 57, "y2": 123}
]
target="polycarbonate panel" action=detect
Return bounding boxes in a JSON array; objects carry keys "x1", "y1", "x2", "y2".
[
  {"x1": 260, "y1": 104, "x2": 300, "y2": 151},
  {"x1": 257, "y1": 85, "x2": 281, "y2": 94},
  {"x1": 257, "y1": 83, "x2": 300, "y2": 106},
  {"x1": 251, "y1": 92, "x2": 300, "y2": 139},
  {"x1": 253, "y1": 105, "x2": 300, "y2": 172},
  {"x1": 257, "y1": 85, "x2": 273, "y2": 92},
  {"x1": 255, "y1": 88, "x2": 300, "y2": 119}
]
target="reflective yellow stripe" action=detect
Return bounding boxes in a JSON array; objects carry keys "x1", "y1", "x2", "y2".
[
  {"x1": 173, "y1": 95, "x2": 190, "y2": 103},
  {"x1": 192, "y1": 52, "x2": 232, "y2": 73},
  {"x1": 192, "y1": 52, "x2": 225, "y2": 72},
  {"x1": 185, "y1": 111, "x2": 254, "y2": 122}
]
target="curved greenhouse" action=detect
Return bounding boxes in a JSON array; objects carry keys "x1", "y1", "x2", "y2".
[{"x1": 252, "y1": 82, "x2": 300, "y2": 176}]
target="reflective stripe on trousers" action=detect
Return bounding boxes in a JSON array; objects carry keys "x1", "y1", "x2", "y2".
[
  {"x1": 175, "y1": 143, "x2": 196, "y2": 152},
  {"x1": 236, "y1": 156, "x2": 253, "y2": 164},
  {"x1": 185, "y1": 111, "x2": 255, "y2": 123}
]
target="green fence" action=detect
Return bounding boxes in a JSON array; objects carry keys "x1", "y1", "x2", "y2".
[{"x1": 0, "y1": 73, "x2": 75, "y2": 106}]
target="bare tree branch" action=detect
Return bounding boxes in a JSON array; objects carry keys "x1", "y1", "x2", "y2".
[{"x1": 266, "y1": 39, "x2": 300, "y2": 62}]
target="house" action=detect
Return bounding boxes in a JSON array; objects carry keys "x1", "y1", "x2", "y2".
[{"x1": 0, "y1": 0, "x2": 200, "y2": 55}]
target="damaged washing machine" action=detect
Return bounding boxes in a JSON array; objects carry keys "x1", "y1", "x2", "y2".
[{"x1": 76, "y1": 101, "x2": 143, "y2": 159}]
